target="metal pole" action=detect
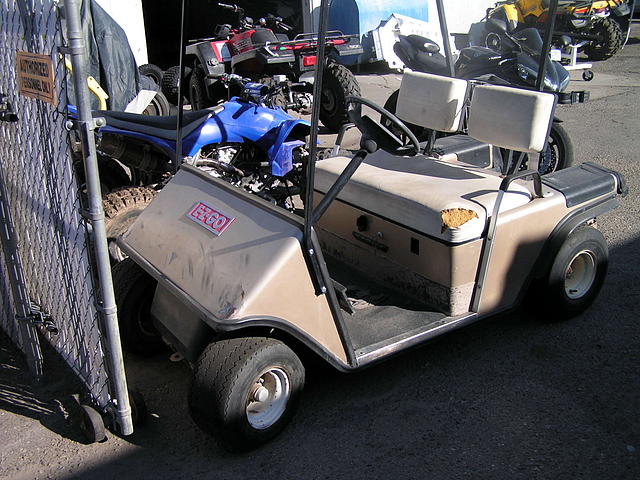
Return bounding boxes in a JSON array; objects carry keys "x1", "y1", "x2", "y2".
[
  {"x1": 435, "y1": 0, "x2": 455, "y2": 78},
  {"x1": 536, "y1": 0, "x2": 559, "y2": 91},
  {"x1": 175, "y1": 0, "x2": 191, "y2": 170},
  {"x1": 64, "y1": 0, "x2": 133, "y2": 436},
  {"x1": 303, "y1": 0, "x2": 330, "y2": 242}
]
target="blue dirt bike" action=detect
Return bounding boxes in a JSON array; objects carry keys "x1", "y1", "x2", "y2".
[{"x1": 74, "y1": 77, "x2": 311, "y2": 260}]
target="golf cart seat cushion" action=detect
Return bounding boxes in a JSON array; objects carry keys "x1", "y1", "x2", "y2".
[
  {"x1": 315, "y1": 151, "x2": 531, "y2": 243},
  {"x1": 467, "y1": 84, "x2": 555, "y2": 153},
  {"x1": 396, "y1": 71, "x2": 469, "y2": 133},
  {"x1": 97, "y1": 106, "x2": 224, "y2": 140}
]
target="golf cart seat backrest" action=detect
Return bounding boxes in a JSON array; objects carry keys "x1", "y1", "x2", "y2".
[
  {"x1": 395, "y1": 71, "x2": 469, "y2": 133},
  {"x1": 466, "y1": 84, "x2": 556, "y2": 154}
]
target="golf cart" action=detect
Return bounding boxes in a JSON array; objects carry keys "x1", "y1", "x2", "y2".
[{"x1": 113, "y1": 0, "x2": 626, "y2": 451}]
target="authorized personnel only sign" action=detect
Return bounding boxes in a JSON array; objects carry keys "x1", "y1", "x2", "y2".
[{"x1": 16, "y1": 51, "x2": 56, "y2": 105}]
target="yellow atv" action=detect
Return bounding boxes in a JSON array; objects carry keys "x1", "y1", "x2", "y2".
[{"x1": 488, "y1": 0, "x2": 625, "y2": 60}]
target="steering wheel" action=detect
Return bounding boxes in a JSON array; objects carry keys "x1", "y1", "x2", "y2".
[{"x1": 345, "y1": 96, "x2": 420, "y2": 156}]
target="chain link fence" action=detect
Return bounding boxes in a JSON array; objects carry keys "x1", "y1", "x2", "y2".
[{"x1": 0, "y1": 0, "x2": 115, "y2": 413}]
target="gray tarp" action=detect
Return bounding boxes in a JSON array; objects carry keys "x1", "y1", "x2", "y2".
[{"x1": 79, "y1": 0, "x2": 141, "y2": 111}]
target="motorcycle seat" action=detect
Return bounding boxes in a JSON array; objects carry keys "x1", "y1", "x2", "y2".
[{"x1": 96, "y1": 106, "x2": 225, "y2": 141}]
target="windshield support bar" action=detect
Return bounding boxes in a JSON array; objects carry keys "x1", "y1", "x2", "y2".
[{"x1": 303, "y1": 0, "x2": 330, "y2": 242}]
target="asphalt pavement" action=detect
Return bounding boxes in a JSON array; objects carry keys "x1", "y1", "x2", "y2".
[{"x1": 1, "y1": 24, "x2": 639, "y2": 480}]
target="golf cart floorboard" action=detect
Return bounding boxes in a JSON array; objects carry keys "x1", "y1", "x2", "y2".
[
  {"x1": 326, "y1": 257, "x2": 471, "y2": 359},
  {"x1": 344, "y1": 306, "x2": 446, "y2": 352}
]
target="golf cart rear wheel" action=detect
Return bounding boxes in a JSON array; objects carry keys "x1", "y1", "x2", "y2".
[
  {"x1": 189, "y1": 337, "x2": 304, "y2": 451},
  {"x1": 104, "y1": 186, "x2": 157, "y2": 262},
  {"x1": 112, "y1": 258, "x2": 165, "y2": 356},
  {"x1": 539, "y1": 226, "x2": 608, "y2": 319},
  {"x1": 584, "y1": 17, "x2": 623, "y2": 61},
  {"x1": 320, "y1": 61, "x2": 360, "y2": 133}
]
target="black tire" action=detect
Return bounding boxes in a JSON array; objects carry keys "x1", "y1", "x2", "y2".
[
  {"x1": 189, "y1": 337, "x2": 305, "y2": 451},
  {"x1": 103, "y1": 186, "x2": 157, "y2": 262},
  {"x1": 112, "y1": 258, "x2": 165, "y2": 355},
  {"x1": 582, "y1": 69, "x2": 594, "y2": 82},
  {"x1": 320, "y1": 61, "x2": 361, "y2": 133},
  {"x1": 256, "y1": 76, "x2": 288, "y2": 109},
  {"x1": 142, "y1": 91, "x2": 171, "y2": 116},
  {"x1": 584, "y1": 17, "x2": 623, "y2": 61},
  {"x1": 535, "y1": 226, "x2": 608, "y2": 319},
  {"x1": 96, "y1": 155, "x2": 132, "y2": 193},
  {"x1": 381, "y1": 89, "x2": 431, "y2": 141},
  {"x1": 161, "y1": 65, "x2": 184, "y2": 105},
  {"x1": 189, "y1": 65, "x2": 211, "y2": 110},
  {"x1": 535, "y1": 122, "x2": 574, "y2": 175},
  {"x1": 138, "y1": 63, "x2": 164, "y2": 87},
  {"x1": 79, "y1": 404, "x2": 106, "y2": 443},
  {"x1": 129, "y1": 389, "x2": 148, "y2": 427}
]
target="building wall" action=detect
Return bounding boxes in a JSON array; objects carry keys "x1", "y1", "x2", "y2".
[{"x1": 95, "y1": 0, "x2": 148, "y2": 66}]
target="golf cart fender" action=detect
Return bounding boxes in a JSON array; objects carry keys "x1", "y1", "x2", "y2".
[
  {"x1": 207, "y1": 316, "x2": 353, "y2": 372},
  {"x1": 532, "y1": 163, "x2": 627, "y2": 279}
]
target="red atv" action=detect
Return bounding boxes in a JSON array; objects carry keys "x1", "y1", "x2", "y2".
[{"x1": 162, "y1": 2, "x2": 363, "y2": 132}]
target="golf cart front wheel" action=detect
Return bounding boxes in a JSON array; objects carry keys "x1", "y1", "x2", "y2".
[
  {"x1": 112, "y1": 258, "x2": 165, "y2": 356},
  {"x1": 539, "y1": 226, "x2": 608, "y2": 319},
  {"x1": 189, "y1": 337, "x2": 305, "y2": 451}
]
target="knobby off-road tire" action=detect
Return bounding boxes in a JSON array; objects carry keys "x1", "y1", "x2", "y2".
[
  {"x1": 189, "y1": 337, "x2": 305, "y2": 451},
  {"x1": 161, "y1": 65, "x2": 183, "y2": 105},
  {"x1": 320, "y1": 61, "x2": 361, "y2": 133},
  {"x1": 256, "y1": 76, "x2": 288, "y2": 109},
  {"x1": 532, "y1": 226, "x2": 608, "y2": 320},
  {"x1": 103, "y1": 186, "x2": 156, "y2": 262},
  {"x1": 584, "y1": 17, "x2": 623, "y2": 61},
  {"x1": 138, "y1": 64, "x2": 164, "y2": 87},
  {"x1": 189, "y1": 65, "x2": 216, "y2": 111},
  {"x1": 112, "y1": 258, "x2": 165, "y2": 356}
]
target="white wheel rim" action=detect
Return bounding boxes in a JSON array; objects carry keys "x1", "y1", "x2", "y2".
[
  {"x1": 246, "y1": 367, "x2": 290, "y2": 430},
  {"x1": 564, "y1": 250, "x2": 597, "y2": 299}
]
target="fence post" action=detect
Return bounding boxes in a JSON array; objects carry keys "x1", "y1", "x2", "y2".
[{"x1": 63, "y1": 0, "x2": 133, "y2": 436}]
